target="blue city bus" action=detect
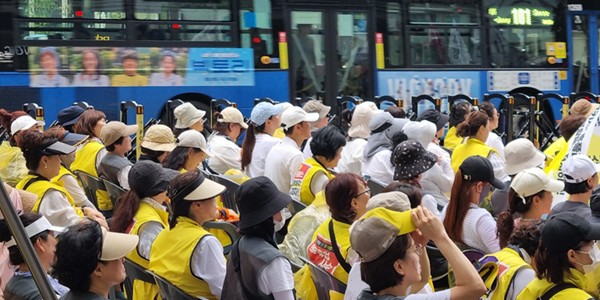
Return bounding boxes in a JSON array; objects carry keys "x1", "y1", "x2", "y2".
[{"x1": 0, "y1": 0, "x2": 594, "y2": 124}]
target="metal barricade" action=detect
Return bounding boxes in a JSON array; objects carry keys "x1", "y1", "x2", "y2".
[
  {"x1": 22, "y1": 103, "x2": 45, "y2": 131},
  {"x1": 120, "y1": 101, "x2": 144, "y2": 160},
  {"x1": 410, "y1": 95, "x2": 441, "y2": 120}
]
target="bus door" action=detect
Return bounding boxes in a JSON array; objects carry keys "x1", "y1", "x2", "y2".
[
  {"x1": 568, "y1": 4, "x2": 600, "y2": 94},
  {"x1": 287, "y1": 7, "x2": 374, "y2": 106}
]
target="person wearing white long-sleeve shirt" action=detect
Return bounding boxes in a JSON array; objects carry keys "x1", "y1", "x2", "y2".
[
  {"x1": 207, "y1": 107, "x2": 248, "y2": 174},
  {"x1": 16, "y1": 130, "x2": 107, "y2": 229},
  {"x1": 337, "y1": 102, "x2": 380, "y2": 175},
  {"x1": 241, "y1": 102, "x2": 285, "y2": 177},
  {"x1": 149, "y1": 170, "x2": 228, "y2": 299},
  {"x1": 265, "y1": 107, "x2": 318, "y2": 192},
  {"x1": 442, "y1": 156, "x2": 505, "y2": 254},
  {"x1": 417, "y1": 110, "x2": 454, "y2": 206},
  {"x1": 479, "y1": 102, "x2": 505, "y2": 161},
  {"x1": 301, "y1": 100, "x2": 330, "y2": 158}
]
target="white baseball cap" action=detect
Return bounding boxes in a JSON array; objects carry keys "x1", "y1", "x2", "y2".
[
  {"x1": 10, "y1": 115, "x2": 45, "y2": 135},
  {"x1": 562, "y1": 154, "x2": 600, "y2": 184},
  {"x1": 511, "y1": 167, "x2": 564, "y2": 198},
  {"x1": 281, "y1": 107, "x2": 319, "y2": 130},
  {"x1": 177, "y1": 130, "x2": 213, "y2": 157}
]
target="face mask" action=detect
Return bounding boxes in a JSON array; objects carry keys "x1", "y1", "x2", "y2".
[
  {"x1": 576, "y1": 244, "x2": 600, "y2": 274},
  {"x1": 274, "y1": 217, "x2": 285, "y2": 232}
]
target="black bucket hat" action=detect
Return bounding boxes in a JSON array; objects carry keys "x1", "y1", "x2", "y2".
[
  {"x1": 392, "y1": 140, "x2": 437, "y2": 180},
  {"x1": 237, "y1": 176, "x2": 292, "y2": 230}
]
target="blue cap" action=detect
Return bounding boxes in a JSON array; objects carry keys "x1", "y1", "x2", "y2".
[
  {"x1": 58, "y1": 106, "x2": 85, "y2": 126},
  {"x1": 250, "y1": 102, "x2": 286, "y2": 126}
]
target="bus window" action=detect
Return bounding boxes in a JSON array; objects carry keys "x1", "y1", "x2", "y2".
[
  {"x1": 18, "y1": 0, "x2": 125, "y2": 19},
  {"x1": 19, "y1": 21, "x2": 127, "y2": 41},
  {"x1": 133, "y1": 0, "x2": 232, "y2": 21},
  {"x1": 406, "y1": 0, "x2": 482, "y2": 66},
  {"x1": 383, "y1": 2, "x2": 404, "y2": 67},
  {"x1": 239, "y1": 0, "x2": 274, "y2": 69}
]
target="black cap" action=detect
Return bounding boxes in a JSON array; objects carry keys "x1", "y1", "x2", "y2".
[
  {"x1": 459, "y1": 156, "x2": 505, "y2": 189},
  {"x1": 542, "y1": 212, "x2": 600, "y2": 253},
  {"x1": 57, "y1": 106, "x2": 85, "y2": 127},
  {"x1": 128, "y1": 161, "x2": 179, "y2": 198},
  {"x1": 417, "y1": 109, "x2": 449, "y2": 132},
  {"x1": 237, "y1": 176, "x2": 292, "y2": 230},
  {"x1": 393, "y1": 140, "x2": 437, "y2": 180},
  {"x1": 61, "y1": 132, "x2": 88, "y2": 147},
  {"x1": 39, "y1": 139, "x2": 76, "y2": 156}
]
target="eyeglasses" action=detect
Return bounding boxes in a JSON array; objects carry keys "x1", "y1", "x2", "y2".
[
  {"x1": 411, "y1": 244, "x2": 423, "y2": 256},
  {"x1": 354, "y1": 187, "x2": 370, "y2": 198}
]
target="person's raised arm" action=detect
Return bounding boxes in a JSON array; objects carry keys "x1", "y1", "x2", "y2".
[{"x1": 412, "y1": 206, "x2": 486, "y2": 300}]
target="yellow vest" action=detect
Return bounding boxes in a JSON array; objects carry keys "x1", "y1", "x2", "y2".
[
  {"x1": 451, "y1": 138, "x2": 496, "y2": 172},
  {"x1": 149, "y1": 217, "x2": 217, "y2": 300},
  {"x1": 70, "y1": 140, "x2": 112, "y2": 210},
  {"x1": 444, "y1": 126, "x2": 463, "y2": 150},
  {"x1": 517, "y1": 268, "x2": 592, "y2": 300},
  {"x1": 16, "y1": 174, "x2": 84, "y2": 217},
  {"x1": 487, "y1": 247, "x2": 532, "y2": 300},
  {"x1": 308, "y1": 218, "x2": 352, "y2": 284},
  {"x1": 51, "y1": 165, "x2": 74, "y2": 187},
  {"x1": 126, "y1": 201, "x2": 169, "y2": 300},
  {"x1": 273, "y1": 127, "x2": 285, "y2": 139},
  {"x1": 290, "y1": 157, "x2": 335, "y2": 206},
  {"x1": 544, "y1": 138, "x2": 568, "y2": 180}
]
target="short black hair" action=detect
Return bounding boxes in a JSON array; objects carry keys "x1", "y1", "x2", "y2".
[
  {"x1": 590, "y1": 186, "x2": 600, "y2": 216},
  {"x1": 105, "y1": 136, "x2": 125, "y2": 152},
  {"x1": 361, "y1": 235, "x2": 410, "y2": 292},
  {"x1": 53, "y1": 221, "x2": 103, "y2": 292},
  {"x1": 310, "y1": 125, "x2": 346, "y2": 160},
  {"x1": 564, "y1": 180, "x2": 593, "y2": 195}
]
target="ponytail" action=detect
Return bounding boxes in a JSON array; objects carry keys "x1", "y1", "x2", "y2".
[
  {"x1": 241, "y1": 120, "x2": 268, "y2": 171},
  {"x1": 111, "y1": 190, "x2": 142, "y2": 233},
  {"x1": 456, "y1": 111, "x2": 488, "y2": 138},
  {"x1": 497, "y1": 188, "x2": 543, "y2": 248}
]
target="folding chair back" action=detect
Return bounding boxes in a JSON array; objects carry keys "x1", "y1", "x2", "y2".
[
  {"x1": 202, "y1": 220, "x2": 240, "y2": 255},
  {"x1": 102, "y1": 179, "x2": 126, "y2": 210},
  {"x1": 73, "y1": 170, "x2": 104, "y2": 209},
  {"x1": 123, "y1": 258, "x2": 155, "y2": 299},
  {"x1": 300, "y1": 257, "x2": 347, "y2": 300}
]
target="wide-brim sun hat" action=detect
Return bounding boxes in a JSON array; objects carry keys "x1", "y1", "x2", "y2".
[
  {"x1": 504, "y1": 138, "x2": 546, "y2": 176},
  {"x1": 100, "y1": 227, "x2": 139, "y2": 261},
  {"x1": 392, "y1": 140, "x2": 437, "y2": 180}
]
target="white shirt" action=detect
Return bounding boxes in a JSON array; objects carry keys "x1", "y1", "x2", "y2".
[
  {"x1": 207, "y1": 134, "x2": 242, "y2": 174},
  {"x1": 345, "y1": 262, "x2": 435, "y2": 300},
  {"x1": 441, "y1": 204, "x2": 500, "y2": 254},
  {"x1": 501, "y1": 267, "x2": 536, "y2": 300},
  {"x1": 337, "y1": 138, "x2": 367, "y2": 175},
  {"x1": 362, "y1": 149, "x2": 394, "y2": 186},
  {"x1": 258, "y1": 257, "x2": 295, "y2": 299},
  {"x1": 486, "y1": 132, "x2": 505, "y2": 161},
  {"x1": 190, "y1": 235, "x2": 227, "y2": 298},
  {"x1": 421, "y1": 194, "x2": 441, "y2": 218},
  {"x1": 264, "y1": 137, "x2": 305, "y2": 193},
  {"x1": 58, "y1": 174, "x2": 95, "y2": 208},
  {"x1": 421, "y1": 143, "x2": 454, "y2": 207},
  {"x1": 246, "y1": 133, "x2": 281, "y2": 178},
  {"x1": 118, "y1": 166, "x2": 132, "y2": 190},
  {"x1": 137, "y1": 221, "x2": 164, "y2": 260},
  {"x1": 489, "y1": 151, "x2": 510, "y2": 183},
  {"x1": 38, "y1": 190, "x2": 82, "y2": 227},
  {"x1": 303, "y1": 136, "x2": 313, "y2": 159}
]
